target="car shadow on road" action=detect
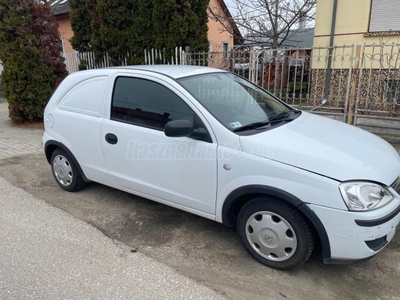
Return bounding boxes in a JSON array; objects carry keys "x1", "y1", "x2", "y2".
[{"x1": 1, "y1": 153, "x2": 399, "y2": 300}]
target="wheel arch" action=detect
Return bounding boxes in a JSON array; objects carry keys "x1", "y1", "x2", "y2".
[
  {"x1": 44, "y1": 140, "x2": 90, "y2": 182},
  {"x1": 221, "y1": 185, "x2": 331, "y2": 260}
]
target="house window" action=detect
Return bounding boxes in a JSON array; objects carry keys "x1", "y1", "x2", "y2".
[
  {"x1": 222, "y1": 42, "x2": 230, "y2": 59},
  {"x1": 208, "y1": 41, "x2": 213, "y2": 59},
  {"x1": 58, "y1": 38, "x2": 65, "y2": 57},
  {"x1": 369, "y1": 0, "x2": 400, "y2": 32}
]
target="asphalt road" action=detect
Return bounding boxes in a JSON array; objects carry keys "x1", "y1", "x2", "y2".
[{"x1": 0, "y1": 177, "x2": 223, "y2": 300}]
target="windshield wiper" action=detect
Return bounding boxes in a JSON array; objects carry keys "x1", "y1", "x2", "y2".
[
  {"x1": 233, "y1": 120, "x2": 270, "y2": 132},
  {"x1": 269, "y1": 110, "x2": 302, "y2": 123},
  {"x1": 269, "y1": 111, "x2": 292, "y2": 122}
]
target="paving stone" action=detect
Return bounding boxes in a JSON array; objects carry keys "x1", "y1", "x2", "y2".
[{"x1": 0, "y1": 102, "x2": 43, "y2": 160}]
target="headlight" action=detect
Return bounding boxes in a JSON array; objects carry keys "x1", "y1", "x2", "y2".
[{"x1": 339, "y1": 182, "x2": 394, "y2": 211}]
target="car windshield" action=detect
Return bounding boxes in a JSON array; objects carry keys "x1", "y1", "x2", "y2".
[{"x1": 178, "y1": 72, "x2": 291, "y2": 132}]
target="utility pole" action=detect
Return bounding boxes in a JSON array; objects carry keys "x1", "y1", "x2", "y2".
[
  {"x1": 273, "y1": 0, "x2": 279, "y2": 94},
  {"x1": 323, "y1": 0, "x2": 339, "y2": 104}
]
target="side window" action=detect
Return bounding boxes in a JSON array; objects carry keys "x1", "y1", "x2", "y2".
[
  {"x1": 111, "y1": 77, "x2": 194, "y2": 130},
  {"x1": 59, "y1": 76, "x2": 107, "y2": 117}
]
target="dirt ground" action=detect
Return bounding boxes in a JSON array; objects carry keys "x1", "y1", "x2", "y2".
[{"x1": 0, "y1": 153, "x2": 399, "y2": 300}]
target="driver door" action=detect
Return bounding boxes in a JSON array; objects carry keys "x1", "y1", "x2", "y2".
[{"x1": 100, "y1": 74, "x2": 218, "y2": 216}]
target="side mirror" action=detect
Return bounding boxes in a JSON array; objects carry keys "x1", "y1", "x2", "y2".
[{"x1": 164, "y1": 120, "x2": 193, "y2": 138}]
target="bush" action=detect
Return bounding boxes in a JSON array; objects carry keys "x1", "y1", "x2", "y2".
[
  {"x1": 0, "y1": 0, "x2": 67, "y2": 122},
  {"x1": 1, "y1": 48, "x2": 54, "y2": 122}
]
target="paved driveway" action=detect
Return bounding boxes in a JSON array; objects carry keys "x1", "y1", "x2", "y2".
[{"x1": 0, "y1": 101, "x2": 43, "y2": 160}]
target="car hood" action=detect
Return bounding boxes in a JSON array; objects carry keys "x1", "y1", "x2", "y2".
[{"x1": 240, "y1": 112, "x2": 400, "y2": 185}]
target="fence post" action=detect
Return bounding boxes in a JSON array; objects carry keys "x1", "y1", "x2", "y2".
[
  {"x1": 250, "y1": 48, "x2": 257, "y2": 83},
  {"x1": 229, "y1": 47, "x2": 235, "y2": 72},
  {"x1": 347, "y1": 44, "x2": 362, "y2": 125}
]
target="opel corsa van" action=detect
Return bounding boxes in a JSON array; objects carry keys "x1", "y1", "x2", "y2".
[{"x1": 43, "y1": 65, "x2": 400, "y2": 269}]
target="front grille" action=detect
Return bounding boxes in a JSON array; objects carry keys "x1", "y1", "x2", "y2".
[
  {"x1": 390, "y1": 176, "x2": 400, "y2": 195},
  {"x1": 365, "y1": 236, "x2": 387, "y2": 251}
]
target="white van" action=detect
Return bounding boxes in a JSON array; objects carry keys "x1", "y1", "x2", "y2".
[{"x1": 43, "y1": 65, "x2": 400, "y2": 269}]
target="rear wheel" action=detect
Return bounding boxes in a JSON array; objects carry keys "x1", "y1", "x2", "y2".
[
  {"x1": 237, "y1": 196, "x2": 314, "y2": 270},
  {"x1": 51, "y1": 149, "x2": 86, "y2": 192}
]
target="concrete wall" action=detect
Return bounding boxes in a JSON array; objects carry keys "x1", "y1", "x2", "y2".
[
  {"x1": 356, "y1": 115, "x2": 400, "y2": 141},
  {"x1": 313, "y1": 111, "x2": 400, "y2": 142}
]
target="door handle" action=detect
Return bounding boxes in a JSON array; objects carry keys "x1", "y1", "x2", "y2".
[{"x1": 105, "y1": 133, "x2": 118, "y2": 145}]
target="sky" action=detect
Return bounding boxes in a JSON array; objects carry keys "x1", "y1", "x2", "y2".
[{"x1": 224, "y1": 0, "x2": 238, "y2": 16}]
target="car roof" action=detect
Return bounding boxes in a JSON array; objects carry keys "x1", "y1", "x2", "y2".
[{"x1": 110, "y1": 65, "x2": 227, "y2": 79}]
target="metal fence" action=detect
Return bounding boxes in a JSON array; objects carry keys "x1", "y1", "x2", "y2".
[
  {"x1": 64, "y1": 52, "x2": 128, "y2": 73},
  {"x1": 184, "y1": 45, "x2": 400, "y2": 119},
  {"x1": 64, "y1": 43, "x2": 400, "y2": 128},
  {"x1": 64, "y1": 47, "x2": 187, "y2": 73}
]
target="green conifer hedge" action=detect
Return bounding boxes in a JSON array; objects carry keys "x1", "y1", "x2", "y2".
[{"x1": 70, "y1": 0, "x2": 209, "y2": 66}]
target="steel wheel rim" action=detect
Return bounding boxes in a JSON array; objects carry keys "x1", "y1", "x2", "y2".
[
  {"x1": 245, "y1": 211, "x2": 297, "y2": 262},
  {"x1": 52, "y1": 155, "x2": 73, "y2": 187}
]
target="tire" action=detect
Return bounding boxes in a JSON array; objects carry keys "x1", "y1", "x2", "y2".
[
  {"x1": 237, "y1": 196, "x2": 314, "y2": 270},
  {"x1": 51, "y1": 148, "x2": 86, "y2": 192}
]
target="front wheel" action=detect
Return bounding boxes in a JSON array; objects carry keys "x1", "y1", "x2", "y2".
[{"x1": 237, "y1": 197, "x2": 314, "y2": 270}]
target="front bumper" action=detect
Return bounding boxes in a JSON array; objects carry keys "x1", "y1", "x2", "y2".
[{"x1": 308, "y1": 200, "x2": 400, "y2": 262}]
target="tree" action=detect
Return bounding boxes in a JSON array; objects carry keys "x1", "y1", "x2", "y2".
[
  {"x1": 69, "y1": 0, "x2": 209, "y2": 66},
  {"x1": 209, "y1": 0, "x2": 316, "y2": 48},
  {"x1": 185, "y1": 0, "x2": 209, "y2": 52},
  {"x1": 69, "y1": 0, "x2": 106, "y2": 65},
  {"x1": 96, "y1": 0, "x2": 140, "y2": 65},
  {"x1": 32, "y1": 1, "x2": 68, "y2": 86},
  {"x1": 152, "y1": 0, "x2": 209, "y2": 52},
  {"x1": 69, "y1": 0, "x2": 96, "y2": 52},
  {"x1": 0, "y1": 0, "x2": 67, "y2": 122}
]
